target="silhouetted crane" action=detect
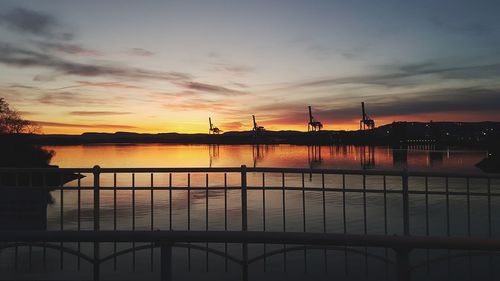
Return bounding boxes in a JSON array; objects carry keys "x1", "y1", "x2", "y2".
[
  {"x1": 208, "y1": 117, "x2": 222, "y2": 134},
  {"x1": 252, "y1": 115, "x2": 265, "y2": 132},
  {"x1": 307, "y1": 106, "x2": 323, "y2": 132},
  {"x1": 359, "y1": 102, "x2": 375, "y2": 130}
]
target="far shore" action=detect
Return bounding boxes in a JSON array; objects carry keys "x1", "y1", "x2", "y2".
[{"x1": 23, "y1": 121, "x2": 500, "y2": 148}]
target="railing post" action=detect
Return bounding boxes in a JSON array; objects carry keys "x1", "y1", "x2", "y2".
[
  {"x1": 240, "y1": 165, "x2": 249, "y2": 281},
  {"x1": 241, "y1": 165, "x2": 248, "y2": 231},
  {"x1": 402, "y1": 169, "x2": 410, "y2": 236},
  {"x1": 160, "y1": 243, "x2": 173, "y2": 281},
  {"x1": 93, "y1": 165, "x2": 101, "y2": 281}
]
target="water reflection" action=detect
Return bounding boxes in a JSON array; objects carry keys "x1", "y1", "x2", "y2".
[
  {"x1": 360, "y1": 146, "x2": 375, "y2": 169},
  {"x1": 429, "y1": 150, "x2": 444, "y2": 166},
  {"x1": 252, "y1": 144, "x2": 268, "y2": 168},
  {"x1": 307, "y1": 145, "x2": 322, "y2": 169},
  {"x1": 208, "y1": 144, "x2": 220, "y2": 167},
  {"x1": 45, "y1": 144, "x2": 487, "y2": 173},
  {"x1": 393, "y1": 149, "x2": 407, "y2": 167}
]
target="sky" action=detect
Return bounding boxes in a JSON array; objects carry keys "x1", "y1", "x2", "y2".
[{"x1": 1, "y1": 0, "x2": 500, "y2": 134}]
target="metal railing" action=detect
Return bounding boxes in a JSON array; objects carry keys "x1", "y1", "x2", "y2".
[{"x1": 0, "y1": 165, "x2": 499, "y2": 281}]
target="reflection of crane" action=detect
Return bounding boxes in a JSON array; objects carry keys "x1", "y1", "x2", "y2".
[
  {"x1": 360, "y1": 145, "x2": 375, "y2": 169},
  {"x1": 308, "y1": 145, "x2": 322, "y2": 168},
  {"x1": 252, "y1": 144, "x2": 265, "y2": 167},
  {"x1": 209, "y1": 117, "x2": 222, "y2": 134},
  {"x1": 208, "y1": 144, "x2": 220, "y2": 167},
  {"x1": 307, "y1": 106, "x2": 323, "y2": 132},
  {"x1": 307, "y1": 145, "x2": 322, "y2": 180},
  {"x1": 359, "y1": 102, "x2": 375, "y2": 130},
  {"x1": 252, "y1": 115, "x2": 265, "y2": 132}
]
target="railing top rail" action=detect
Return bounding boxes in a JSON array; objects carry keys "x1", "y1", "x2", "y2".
[
  {"x1": 1, "y1": 231, "x2": 499, "y2": 251},
  {"x1": 0, "y1": 166, "x2": 498, "y2": 178},
  {"x1": 98, "y1": 167, "x2": 244, "y2": 173},
  {"x1": 0, "y1": 167, "x2": 94, "y2": 173}
]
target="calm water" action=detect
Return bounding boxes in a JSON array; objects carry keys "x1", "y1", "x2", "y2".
[
  {"x1": 1, "y1": 144, "x2": 499, "y2": 281},
  {"x1": 45, "y1": 144, "x2": 489, "y2": 172}
]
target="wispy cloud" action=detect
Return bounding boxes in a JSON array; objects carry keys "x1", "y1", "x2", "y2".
[
  {"x1": 128, "y1": 48, "x2": 154, "y2": 57},
  {"x1": 38, "y1": 92, "x2": 110, "y2": 107},
  {"x1": 164, "y1": 98, "x2": 242, "y2": 115},
  {"x1": 32, "y1": 120, "x2": 138, "y2": 130},
  {"x1": 52, "y1": 81, "x2": 144, "y2": 91},
  {"x1": 210, "y1": 63, "x2": 254, "y2": 75},
  {"x1": 0, "y1": 43, "x2": 190, "y2": 81},
  {"x1": 69, "y1": 111, "x2": 132, "y2": 116},
  {"x1": 220, "y1": 121, "x2": 244, "y2": 131},
  {"x1": 17, "y1": 110, "x2": 39, "y2": 116}
]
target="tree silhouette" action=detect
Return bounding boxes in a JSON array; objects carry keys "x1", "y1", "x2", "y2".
[
  {"x1": 0, "y1": 98, "x2": 38, "y2": 134},
  {"x1": 0, "y1": 98, "x2": 52, "y2": 167}
]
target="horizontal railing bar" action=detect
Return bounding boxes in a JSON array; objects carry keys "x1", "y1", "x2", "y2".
[
  {"x1": 247, "y1": 167, "x2": 500, "y2": 179},
  {"x1": 1, "y1": 231, "x2": 500, "y2": 251},
  {"x1": 2, "y1": 185, "x2": 500, "y2": 197},
  {"x1": 408, "y1": 190, "x2": 500, "y2": 196},
  {"x1": 248, "y1": 167, "x2": 406, "y2": 176},
  {"x1": 246, "y1": 187, "x2": 500, "y2": 196},
  {"x1": 406, "y1": 171, "x2": 500, "y2": 179}
]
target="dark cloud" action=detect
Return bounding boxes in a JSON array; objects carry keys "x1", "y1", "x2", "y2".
[
  {"x1": 275, "y1": 62, "x2": 500, "y2": 91},
  {"x1": 179, "y1": 81, "x2": 246, "y2": 96},
  {"x1": 38, "y1": 92, "x2": 109, "y2": 107},
  {"x1": 333, "y1": 88, "x2": 499, "y2": 120},
  {"x1": 36, "y1": 41, "x2": 101, "y2": 56},
  {"x1": 257, "y1": 87, "x2": 500, "y2": 125},
  {"x1": 7, "y1": 84, "x2": 39, "y2": 89},
  {"x1": 0, "y1": 7, "x2": 71, "y2": 40},
  {"x1": 365, "y1": 87, "x2": 500, "y2": 117},
  {"x1": 32, "y1": 120, "x2": 138, "y2": 129},
  {"x1": 128, "y1": 48, "x2": 154, "y2": 57},
  {"x1": 0, "y1": 43, "x2": 190, "y2": 81},
  {"x1": 69, "y1": 111, "x2": 132, "y2": 116},
  {"x1": 428, "y1": 16, "x2": 495, "y2": 37}
]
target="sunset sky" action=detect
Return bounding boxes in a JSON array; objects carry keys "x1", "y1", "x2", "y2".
[{"x1": 1, "y1": 0, "x2": 500, "y2": 134}]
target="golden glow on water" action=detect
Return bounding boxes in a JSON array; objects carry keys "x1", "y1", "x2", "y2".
[{"x1": 45, "y1": 144, "x2": 487, "y2": 173}]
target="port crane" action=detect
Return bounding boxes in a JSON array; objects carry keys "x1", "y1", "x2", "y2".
[
  {"x1": 359, "y1": 102, "x2": 375, "y2": 130},
  {"x1": 252, "y1": 115, "x2": 265, "y2": 132},
  {"x1": 208, "y1": 117, "x2": 222, "y2": 134},
  {"x1": 307, "y1": 106, "x2": 323, "y2": 132}
]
